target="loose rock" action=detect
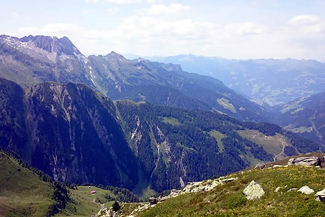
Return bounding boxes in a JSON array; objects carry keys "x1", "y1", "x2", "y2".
[
  {"x1": 255, "y1": 163, "x2": 266, "y2": 169},
  {"x1": 298, "y1": 186, "x2": 314, "y2": 195},
  {"x1": 243, "y1": 180, "x2": 265, "y2": 200},
  {"x1": 315, "y1": 189, "x2": 325, "y2": 202}
]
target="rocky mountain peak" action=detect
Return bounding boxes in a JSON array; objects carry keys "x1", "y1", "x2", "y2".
[
  {"x1": 20, "y1": 35, "x2": 82, "y2": 56},
  {"x1": 105, "y1": 51, "x2": 127, "y2": 62}
]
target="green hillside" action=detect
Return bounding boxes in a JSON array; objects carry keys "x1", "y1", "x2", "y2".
[
  {"x1": 0, "y1": 151, "x2": 58, "y2": 217},
  {"x1": 127, "y1": 161, "x2": 325, "y2": 217},
  {"x1": 116, "y1": 100, "x2": 319, "y2": 192},
  {"x1": 0, "y1": 150, "x2": 139, "y2": 217}
]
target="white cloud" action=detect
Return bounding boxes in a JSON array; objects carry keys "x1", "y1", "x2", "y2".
[
  {"x1": 288, "y1": 15, "x2": 325, "y2": 34},
  {"x1": 144, "y1": 3, "x2": 189, "y2": 16},
  {"x1": 288, "y1": 15, "x2": 321, "y2": 26},
  {"x1": 13, "y1": 14, "x2": 325, "y2": 60}
]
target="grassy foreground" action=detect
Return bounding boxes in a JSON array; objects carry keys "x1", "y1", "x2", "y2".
[{"x1": 129, "y1": 166, "x2": 325, "y2": 217}]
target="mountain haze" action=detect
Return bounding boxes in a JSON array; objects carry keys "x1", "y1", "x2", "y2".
[
  {"x1": 0, "y1": 35, "x2": 268, "y2": 122},
  {"x1": 276, "y1": 92, "x2": 325, "y2": 146},
  {"x1": 150, "y1": 55, "x2": 325, "y2": 106}
]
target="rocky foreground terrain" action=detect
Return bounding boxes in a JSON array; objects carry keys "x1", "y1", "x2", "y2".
[{"x1": 102, "y1": 153, "x2": 325, "y2": 217}]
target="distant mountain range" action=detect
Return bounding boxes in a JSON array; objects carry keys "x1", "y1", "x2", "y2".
[
  {"x1": 0, "y1": 35, "x2": 268, "y2": 122},
  {"x1": 275, "y1": 92, "x2": 325, "y2": 146},
  {"x1": 149, "y1": 55, "x2": 325, "y2": 106}
]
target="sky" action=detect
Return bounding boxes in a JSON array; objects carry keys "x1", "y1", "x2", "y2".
[{"x1": 2, "y1": 0, "x2": 325, "y2": 60}]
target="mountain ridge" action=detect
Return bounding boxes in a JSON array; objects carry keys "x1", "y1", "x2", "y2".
[
  {"x1": 0, "y1": 34, "x2": 268, "y2": 122},
  {"x1": 149, "y1": 54, "x2": 325, "y2": 106},
  {"x1": 276, "y1": 92, "x2": 325, "y2": 146}
]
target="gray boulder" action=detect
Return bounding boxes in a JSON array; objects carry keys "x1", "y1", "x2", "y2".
[
  {"x1": 298, "y1": 186, "x2": 314, "y2": 195},
  {"x1": 315, "y1": 189, "x2": 325, "y2": 202},
  {"x1": 243, "y1": 180, "x2": 265, "y2": 200},
  {"x1": 288, "y1": 157, "x2": 320, "y2": 166},
  {"x1": 255, "y1": 163, "x2": 266, "y2": 169}
]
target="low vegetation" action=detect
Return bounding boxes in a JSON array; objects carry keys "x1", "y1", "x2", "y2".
[
  {"x1": 128, "y1": 165, "x2": 325, "y2": 217},
  {"x1": 0, "y1": 151, "x2": 56, "y2": 217}
]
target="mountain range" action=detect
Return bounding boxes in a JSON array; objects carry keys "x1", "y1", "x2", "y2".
[
  {"x1": 0, "y1": 34, "x2": 323, "y2": 197},
  {"x1": 275, "y1": 92, "x2": 325, "y2": 146},
  {"x1": 150, "y1": 55, "x2": 325, "y2": 107},
  {"x1": 0, "y1": 35, "x2": 267, "y2": 122}
]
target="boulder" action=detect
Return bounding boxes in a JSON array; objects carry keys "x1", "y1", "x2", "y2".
[
  {"x1": 288, "y1": 157, "x2": 320, "y2": 166},
  {"x1": 243, "y1": 180, "x2": 265, "y2": 200},
  {"x1": 298, "y1": 186, "x2": 314, "y2": 195},
  {"x1": 255, "y1": 163, "x2": 266, "y2": 169},
  {"x1": 148, "y1": 197, "x2": 158, "y2": 205},
  {"x1": 315, "y1": 189, "x2": 325, "y2": 202}
]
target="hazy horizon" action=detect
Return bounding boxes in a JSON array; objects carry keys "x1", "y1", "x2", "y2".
[{"x1": 2, "y1": 0, "x2": 325, "y2": 61}]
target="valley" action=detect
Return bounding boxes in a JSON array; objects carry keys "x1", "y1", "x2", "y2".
[{"x1": 0, "y1": 34, "x2": 324, "y2": 216}]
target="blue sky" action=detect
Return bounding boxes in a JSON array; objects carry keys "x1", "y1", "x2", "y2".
[{"x1": 2, "y1": 0, "x2": 325, "y2": 60}]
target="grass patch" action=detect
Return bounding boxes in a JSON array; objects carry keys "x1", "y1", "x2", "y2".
[
  {"x1": 238, "y1": 130, "x2": 291, "y2": 156},
  {"x1": 56, "y1": 186, "x2": 115, "y2": 217},
  {"x1": 0, "y1": 152, "x2": 54, "y2": 217},
  {"x1": 209, "y1": 130, "x2": 226, "y2": 153},
  {"x1": 161, "y1": 117, "x2": 181, "y2": 126}
]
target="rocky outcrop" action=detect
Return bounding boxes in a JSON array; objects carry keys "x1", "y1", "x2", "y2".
[
  {"x1": 315, "y1": 189, "x2": 325, "y2": 202},
  {"x1": 95, "y1": 208, "x2": 118, "y2": 217},
  {"x1": 181, "y1": 177, "x2": 238, "y2": 194},
  {"x1": 298, "y1": 186, "x2": 314, "y2": 195},
  {"x1": 270, "y1": 155, "x2": 325, "y2": 168},
  {"x1": 288, "y1": 156, "x2": 322, "y2": 167},
  {"x1": 129, "y1": 175, "x2": 238, "y2": 215},
  {"x1": 243, "y1": 180, "x2": 265, "y2": 200},
  {"x1": 148, "y1": 197, "x2": 158, "y2": 205}
]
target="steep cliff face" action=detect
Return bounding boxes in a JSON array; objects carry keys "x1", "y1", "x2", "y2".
[
  {"x1": 0, "y1": 79, "x2": 28, "y2": 154},
  {"x1": 0, "y1": 78, "x2": 139, "y2": 189}
]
